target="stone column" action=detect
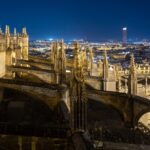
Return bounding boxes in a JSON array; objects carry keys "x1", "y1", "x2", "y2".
[
  {"x1": 5, "y1": 48, "x2": 13, "y2": 78},
  {"x1": 125, "y1": 79, "x2": 128, "y2": 93},
  {"x1": 128, "y1": 54, "x2": 137, "y2": 95},
  {"x1": 31, "y1": 137, "x2": 38, "y2": 150},
  {"x1": 145, "y1": 76, "x2": 148, "y2": 96},
  {"x1": 117, "y1": 77, "x2": 121, "y2": 92},
  {"x1": 18, "y1": 136, "x2": 23, "y2": 150},
  {"x1": 60, "y1": 87, "x2": 70, "y2": 111},
  {"x1": 0, "y1": 88, "x2": 4, "y2": 103},
  {"x1": 55, "y1": 73, "x2": 60, "y2": 84}
]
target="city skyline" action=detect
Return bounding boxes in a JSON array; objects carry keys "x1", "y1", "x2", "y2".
[{"x1": 0, "y1": 0, "x2": 150, "y2": 41}]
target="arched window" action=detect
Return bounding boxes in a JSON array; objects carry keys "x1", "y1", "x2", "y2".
[{"x1": 139, "y1": 112, "x2": 150, "y2": 129}]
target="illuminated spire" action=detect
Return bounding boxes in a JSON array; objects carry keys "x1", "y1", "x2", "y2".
[
  {"x1": 60, "y1": 39, "x2": 65, "y2": 57},
  {"x1": 59, "y1": 39, "x2": 66, "y2": 83},
  {"x1": 71, "y1": 46, "x2": 87, "y2": 132},
  {"x1": 103, "y1": 49, "x2": 109, "y2": 80},
  {"x1": 130, "y1": 54, "x2": 136, "y2": 74},
  {"x1": 104, "y1": 49, "x2": 108, "y2": 65},
  {"x1": 130, "y1": 54, "x2": 135, "y2": 66},
  {"x1": 128, "y1": 54, "x2": 137, "y2": 95},
  {"x1": 14, "y1": 28, "x2": 17, "y2": 36},
  {"x1": 50, "y1": 42, "x2": 55, "y2": 64},
  {"x1": 0, "y1": 28, "x2": 2, "y2": 34},
  {"x1": 53, "y1": 40, "x2": 60, "y2": 73},
  {"x1": 73, "y1": 41, "x2": 81, "y2": 69},
  {"x1": 61, "y1": 39, "x2": 64, "y2": 43},
  {"x1": 22, "y1": 27, "x2": 27, "y2": 35},
  {"x1": 60, "y1": 39, "x2": 64, "y2": 52},
  {"x1": 5, "y1": 25, "x2": 10, "y2": 36},
  {"x1": 74, "y1": 41, "x2": 80, "y2": 56}
]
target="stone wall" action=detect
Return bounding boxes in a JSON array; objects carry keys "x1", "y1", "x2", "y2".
[{"x1": 0, "y1": 51, "x2": 5, "y2": 77}]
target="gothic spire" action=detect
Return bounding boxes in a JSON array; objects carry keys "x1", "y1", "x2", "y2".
[
  {"x1": 5, "y1": 25, "x2": 10, "y2": 36},
  {"x1": 14, "y1": 28, "x2": 17, "y2": 36}
]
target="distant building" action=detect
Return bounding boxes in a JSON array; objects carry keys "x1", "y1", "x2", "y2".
[{"x1": 122, "y1": 27, "x2": 127, "y2": 47}]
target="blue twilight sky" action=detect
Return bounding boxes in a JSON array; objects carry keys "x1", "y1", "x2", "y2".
[{"x1": 0, "y1": 0, "x2": 150, "y2": 41}]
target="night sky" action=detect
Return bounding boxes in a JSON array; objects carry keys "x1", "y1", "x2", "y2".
[{"x1": 0, "y1": 0, "x2": 150, "y2": 41}]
